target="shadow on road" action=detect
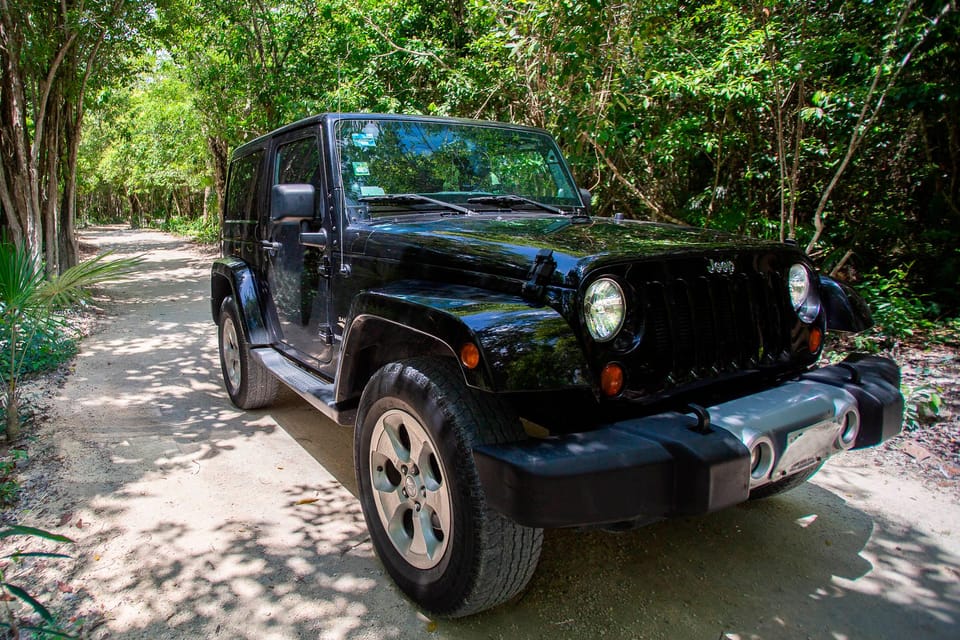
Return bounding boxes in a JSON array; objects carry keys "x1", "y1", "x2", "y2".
[{"x1": 29, "y1": 228, "x2": 957, "y2": 639}]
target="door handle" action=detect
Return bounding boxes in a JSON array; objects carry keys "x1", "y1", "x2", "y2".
[{"x1": 260, "y1": 240, "x2": 281, "y2": 254}]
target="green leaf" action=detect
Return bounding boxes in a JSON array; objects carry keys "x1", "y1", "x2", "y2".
[
  {"x1": 2, "y1": 552, "x2": 73, "y2": 560},
  {"x1": 0, "y1": 525, "x2": 74, "y2": 543},
  {"x1": 3, "y1": 582, "x2": 56, "y2": 624}
]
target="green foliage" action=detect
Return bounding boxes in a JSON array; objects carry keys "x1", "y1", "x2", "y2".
[
  {"x1": 154, "y1": 215, "x2": 220, "y2": 244},
  {"x1": 858, "y1": 266, "x2": 936, "y2": 340},
  {"x1": 0, "y1": 450, "x2": 27, "y2": 507},
  {"x1": 71, "y1": 0, "x2": 960, "y2": 319},
  {"x1": 902, "y1": 383, "x2": 943, "y2": 432},
  {"x1": 0, "y1": 240, "x2": 142, "y2": 440},
  {"x1": 0, "y1": 315, "x2": 77, "y2": 379},
  {"x1": 0, "y1": 526, "x2": 75, "y2": 638}
]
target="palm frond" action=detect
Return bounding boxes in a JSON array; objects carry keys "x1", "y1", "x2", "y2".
[
  {"x1": 0, "y1": 241, "x2": 46, "y2": 316},
  {"x1": 39, "y1": 251, "x2": 144, "y2": 308}
]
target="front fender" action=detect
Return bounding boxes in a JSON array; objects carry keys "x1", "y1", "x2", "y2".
[
  {"x1": 820, "y1": 275, "x2": 873, "y2": 334},
  {"x1": 210, "y1": 258, "x2": 271, "y2": 345},
  {"x1": 339, "y1": 281, "x2": 591, "y2": 396}
]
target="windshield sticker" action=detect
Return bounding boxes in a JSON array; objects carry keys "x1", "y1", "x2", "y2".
[
  {"x1": 351, "y1": 133, "x2": 377, "y2": 148},
  {"x1": 352, "y1": 162, "x2": 371, "y2": 176},
  {"x1": 360, "y1": 186, "x2": 385, "y2": 196}
]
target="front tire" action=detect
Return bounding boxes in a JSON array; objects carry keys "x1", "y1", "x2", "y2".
[
  {"x1": 218, "y1": 296, "x2": 279, "y2": 409},
  {"x1": 355, "y1": 358, "x2": 543, "y2": 617}
]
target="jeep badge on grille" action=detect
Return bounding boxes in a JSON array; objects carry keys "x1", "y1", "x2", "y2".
[{"x1": 707, "y1": 259, "x2": 735, "y2": 275}]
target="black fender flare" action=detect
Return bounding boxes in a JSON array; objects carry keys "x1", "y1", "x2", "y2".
[
  {"x1": 819, "y1": 275, "x2": 873, "y2": 334},
  {"x1": 210, "y1": 258, "x2": 271, "y2": 345},
  {"x1": 335, "y1": 281, "x2": 591, "y2": 404}
]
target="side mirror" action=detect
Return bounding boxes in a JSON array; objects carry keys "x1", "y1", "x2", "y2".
[
  {"x1": 578, "y1": 187, "x2": 592, "y2": 215},
  {"x1": 271, "y1": 183, "x2": 315, "y2": 221}
]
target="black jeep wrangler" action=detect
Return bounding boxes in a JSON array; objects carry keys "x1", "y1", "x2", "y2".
[{"x1": 211, "y1": 113, "x2": 903, "y2": 617}]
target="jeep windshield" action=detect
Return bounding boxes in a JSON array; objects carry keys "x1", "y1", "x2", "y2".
[{"x1": 336, "y1": 118, "x2": 583, "y2": 217}]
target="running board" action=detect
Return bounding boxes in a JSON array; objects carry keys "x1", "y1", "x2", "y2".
[{"x1": 250, "y1": 348, "x2": 356, "y2": 426}]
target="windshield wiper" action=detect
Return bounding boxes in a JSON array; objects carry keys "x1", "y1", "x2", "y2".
[
  {"x1": 466, "y1": 194, "x2": 568, "y2": 216},
  {"x1": 359, "y1": 193, "x2": 473, "y2": 216}
]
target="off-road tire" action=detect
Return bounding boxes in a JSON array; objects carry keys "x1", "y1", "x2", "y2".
[
  {"x1": 355, "y1": 357, "x2": 543, "y2": 617},
  {"x1": 217, "y1": 296, "x2": 279, "y2": 409},
  {"x1": 749, "y1": 463, "x2": 824, "y2": 500}
]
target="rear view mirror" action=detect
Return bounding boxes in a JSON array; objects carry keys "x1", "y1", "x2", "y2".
[{"x1": 271, "y1": 183, "x2": 315, "y2": 221}]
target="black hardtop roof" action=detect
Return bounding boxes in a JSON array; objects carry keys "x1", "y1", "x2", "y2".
[{"x1": 230, "y1": 112, "x2": 554, "y2": 160}]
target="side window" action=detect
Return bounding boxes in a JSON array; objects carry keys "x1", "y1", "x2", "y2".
[
  {"x1": 225, "y1": 150, "x2": 262, "y2": 221},
  {"x1": 275, "y1": 136, "x2": 320, "y2": 186}
]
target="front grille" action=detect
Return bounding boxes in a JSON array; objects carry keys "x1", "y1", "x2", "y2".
[{"x1": 621, "y1": 258, "x2": 798, "y2": 394}]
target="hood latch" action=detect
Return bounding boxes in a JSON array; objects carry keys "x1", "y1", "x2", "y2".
[{"x1": 522, "y1": 249, "x2": 557, "y2": 302}]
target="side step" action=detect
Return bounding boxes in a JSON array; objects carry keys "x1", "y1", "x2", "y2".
[{"x1": 251, "y1": 348, "x2": 356, "y2": 426}]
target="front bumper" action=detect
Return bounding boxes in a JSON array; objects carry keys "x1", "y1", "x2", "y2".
[{"x1": 473, "y1": 355, "x2": 903, "y2": 528}]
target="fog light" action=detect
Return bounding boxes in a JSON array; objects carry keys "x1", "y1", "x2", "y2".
[
  {"x1": 837, "y1": 411, "x2": 860, "y2": 450},
  {"x1": 600, "y1": 363, "x2": 624, "y2": 397},
  {"x1": 749, "y1": 439, "x2": 775, "y2": 481}
]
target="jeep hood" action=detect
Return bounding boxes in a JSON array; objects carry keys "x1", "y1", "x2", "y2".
[{"x1": 355, "y1": 215, "x2": 789, "y2": 287}]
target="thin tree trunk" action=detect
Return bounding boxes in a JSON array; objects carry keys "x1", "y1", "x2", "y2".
[{"x1": 43, "y1": 98, "x2": 61, "y2": 275}]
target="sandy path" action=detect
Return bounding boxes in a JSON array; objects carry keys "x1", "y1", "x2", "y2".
[{"x1": 11, "y1": 227, "x2": 960, "y2": 639}]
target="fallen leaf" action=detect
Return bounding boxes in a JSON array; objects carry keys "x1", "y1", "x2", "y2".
[
  {"x1": 57, "y1": 581, "x2": 74, "y2": 593},
  {"x1": 295, "y1": 498, "x2": 319, "y2": 505},
  {"x1": 58, "y1": 512, "x2": 74, "y2": 527},
  {"x1": 940, "y1": 464, "x2": 960, "y2": 479},
  {"x1": 426, "y1": 620, "x2": 438, "y2": 633},
  {"x1": 94, "y1": 554, "x2": 101, "y2": 561},
  {"x1": 75, "y1": 518, "x2": 84, "y2": 529},
  {"x1": 900, "y1": 441, "x2": 933, "y2": 462}
]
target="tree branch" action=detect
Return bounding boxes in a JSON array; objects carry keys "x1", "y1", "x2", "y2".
[
  {"x1": 362, "y1": 15, "x2": 451, "y2": 71},
  {"x1": 580, "y1": 132, "x2": 687, "y2": 225},
  {"x1": 806, "y1": 0, "x2": 953, "y2": 253}
]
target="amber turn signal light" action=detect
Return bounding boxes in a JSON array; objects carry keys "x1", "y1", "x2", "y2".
[
  {"x1": 460, "y1": 343, "x2": 481, "y2": 370},
  {"x1": 600, "y1": 363, "x2": 624, "y2": 397},
  {"x1": 808, "y1": 327, "x2": 823, "y2": 353}
]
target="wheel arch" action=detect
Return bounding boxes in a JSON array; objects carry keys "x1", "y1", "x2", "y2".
[
  {"x1": 819, "y1": 274, "x2": 873, "y2": 334},
  {"x1": 210, "y1": 258, "x2": 271, "y2": 345},
  {"x1": 334, "y1": 283, "x2": 592, "y2": 406}
]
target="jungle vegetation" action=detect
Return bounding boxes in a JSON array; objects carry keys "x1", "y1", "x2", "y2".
[{"x1": 2, "y1": 0, "x2": 958, "y2": 324}]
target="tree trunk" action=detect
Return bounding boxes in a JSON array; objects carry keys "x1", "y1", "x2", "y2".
[
  {"x1": 43, "y1": 95, "x2": 61, "y2": 275},
  {"x1": 207, "y1": 135, "x2": 229, "y2": 224},
  {"x1": 59, "y1": 111, "x2": 81, "y2": 269},
  {"x1": 0, "y1": 15, "x2": 43, "y2": 258}
]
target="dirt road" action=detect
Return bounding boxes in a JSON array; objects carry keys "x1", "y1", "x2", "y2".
[{"x1": 13, "y1": 227, "x2": 960, "y2": 639}]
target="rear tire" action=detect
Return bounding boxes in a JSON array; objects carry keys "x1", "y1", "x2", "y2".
[
  {"x1": 355, "y1": 358, "x2": 543, "y2": 617},
  {"x1": 217, "y1": 296, "x2": 279, "y2": 409}
]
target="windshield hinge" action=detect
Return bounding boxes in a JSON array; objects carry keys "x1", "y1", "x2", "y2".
[
  {"x1": 318, "y1": 256, "x2": 332, "y2": 278},
  {"x1": 522, "y1": 249, "x2": 556, "y2": 302}
]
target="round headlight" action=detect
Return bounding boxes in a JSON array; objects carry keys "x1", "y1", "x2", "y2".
[
  {"x1": 788, "y1": 263, "x2": 820, "y2": 323},
  {"x1": 584, "y1": 278, "x2": 626, "y2": 342}
]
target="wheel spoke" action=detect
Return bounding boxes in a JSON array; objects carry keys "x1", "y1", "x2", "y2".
[
  {"x1": 370, "y1": 450, "x2": 400, "y2": 493},
  {"x1": 372, "y1": 431, "x2": 402, "y2": 469},
  {"x1": 423, "y1": 486, "x2": 451, "y2": 538},
  {"x1": 381, "y1": 411, "x2": 411, "y2": 462},
  {"x1": 407, "y1": 427, "x2": 430, "y2": 475},
  {"x1": 385, "y1": 501, "x2": 413, "y2": 554},
  {"x1": 376, "y1": 484, "x2": 406, "y2": 527},
  {"x1": 409, "y1": 507, "x2": 443, "y2": 560}
]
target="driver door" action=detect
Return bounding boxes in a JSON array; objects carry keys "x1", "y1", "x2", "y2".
[{"x1": 263, "y1": 131, "x2": 333, "y2": 366}]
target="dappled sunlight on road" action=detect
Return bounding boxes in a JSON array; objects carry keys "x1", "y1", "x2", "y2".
[{"x1": 17, "y1": 227, "x2": 958, "y2": 639}]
